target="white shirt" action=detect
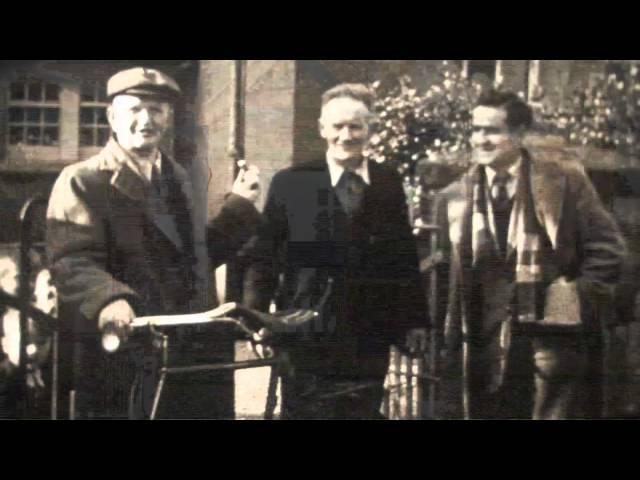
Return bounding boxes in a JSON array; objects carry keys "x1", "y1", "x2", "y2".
[
  {"x1": 128, "y1": 150, "x2": 162, "y2": 184},
  {"x1": 485, "y1": 157, "x2": 520, "y2": 200},
  {"x1": 326, "y1": 154, "x2": 371, "y2": 188}
]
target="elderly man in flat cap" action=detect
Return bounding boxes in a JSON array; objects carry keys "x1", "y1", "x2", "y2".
[{"x1": 46, "y1": 67, "x2": 261, "y2": 418}]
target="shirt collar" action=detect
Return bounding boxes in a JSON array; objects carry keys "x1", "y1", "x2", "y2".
[
  {"x1": 130, "y1": 149, "x2": 162, "y2": 183},
  {"x1": 326, "y1": 153, "x2": 371, "y2": 187},
  {"x1": 486, "y1": 156, "x2": 521, "y2": 197}
]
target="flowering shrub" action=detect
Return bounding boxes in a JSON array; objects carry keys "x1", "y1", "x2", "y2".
[
  {"x1": 536, "y1": 63, "x2": 640, "y2": 158},
  {"x1": 365, "y1": 61, "x2": 485, "y2": 226}
]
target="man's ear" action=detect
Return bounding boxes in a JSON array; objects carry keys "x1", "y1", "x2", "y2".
[
  {"x1": 107, "y1": 105, "x2": 115, "y2": 130},
  {"x1": 318, "y1": 118, "x2": 326, "y2": 139},
  {"x1": 364, "y1": 112, "x2": 376, "y2": 136},
  {"x1": 510, "y1": 125, "x2": 526, "y2": 144}
]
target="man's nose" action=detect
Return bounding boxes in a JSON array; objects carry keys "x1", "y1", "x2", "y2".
[
  {"x1": 136, "y1": 108, "x2": 152, "y2": 126},
  {"x1": 338, "y1": 127, "x2": 353, "y2": 142},
  {"x1": 472, "y1": 129, "x2": 487, "y2": 144}
]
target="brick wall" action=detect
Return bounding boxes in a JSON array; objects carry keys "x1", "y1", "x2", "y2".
[{"x1": 245, "y1": 60, "x2": 296, "y2": 211}]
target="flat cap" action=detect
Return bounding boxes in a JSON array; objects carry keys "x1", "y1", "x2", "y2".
[{"x1": 107, "y1": 67, "x2": 181, "y2": 101}]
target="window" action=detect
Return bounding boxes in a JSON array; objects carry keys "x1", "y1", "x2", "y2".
[
  {"x1": 467, "y1": 60, "x2": 497, "y2": 81},
  {"x1": 79, "y1": 81, "x2": 110, "y2": 147},
  {"x1": 8, "y1": 80, "x2": 60, "y2": 146}
]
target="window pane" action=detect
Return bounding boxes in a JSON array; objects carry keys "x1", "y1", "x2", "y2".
[
  {"x1": 81, "y1": 83, "x2": 96, "y2": 102},
  {"x1": 97, "y1": 127, "x2": 111, "y2": 146},
  {"x1": 8, "y1": 107, "x2": 24, "y2": 123},
  {"x1": 468, "y1": 60, "x2": 496, "y2": 81},
  {"x1": 26, "y1": 108, "x2": 41, "y2": 123},
  {"x1": 42, "y1": 126, "x2": 59, "y2": 146},
  {"x1": 96, "y1": 107, "x2": 108, "y2": 125},
  {"x1": 28, "y1": 82, "x2": 43, "y2": 101},
  {"x1": 10, "y1": 83, "x2": 25, "y2": 101},
  {"x1": 80, "y1": 107, "x2": 94, "y2": 125},
  {"x1": 44, "y1": 108, "x2": 59, "y2": 124},
  {"x1": 9, "y1": 126, "x2": 24, "y2": 145},
  {"x1": 45, "y1": 84, "x2": 60, "y2": 102},
  {"x1": 26, "y1": 126, "x2": 41, "y2": 145},
  {"x1": 80, "y1": 128, "x2": 94, "y2": 146}
]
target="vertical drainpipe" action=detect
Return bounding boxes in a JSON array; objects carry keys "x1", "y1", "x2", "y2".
[
  {"x1": 219, "y1": 60, "x2": 247, "y2": 305},
  {"x1": 229, "y1": 60, "x2": 246, "y2": 177}
]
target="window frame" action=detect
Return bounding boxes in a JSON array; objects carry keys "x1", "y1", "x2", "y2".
[
  {"x1": 7, "y1": 79, "x2": 62, "y2": 147},
  {"x1": 79, "y1": 81, "x2": 110, "y2": 147},
  {"x1": 462, "y1": 60, "x2": 499, "y2": 82}
]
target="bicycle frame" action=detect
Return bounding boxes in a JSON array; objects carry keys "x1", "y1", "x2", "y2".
[{"x1": 117, "y1": 310, "x2": 293, "y2": 420}]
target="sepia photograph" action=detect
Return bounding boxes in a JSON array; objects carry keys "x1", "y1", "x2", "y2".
[{"x1": 0, "y1": 59, "x2": 638, "y2": 420}]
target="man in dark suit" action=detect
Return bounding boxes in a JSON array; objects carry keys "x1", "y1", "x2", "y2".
[
  {"x1": 46, "y1": 67, "x2": 261, "y2": 418},
  {"x1": 244, "y1": 83, "x2": 427, "y2": 419},
  {"x1": 435, "y1": 90, "x2": 626, "y2": 419}
]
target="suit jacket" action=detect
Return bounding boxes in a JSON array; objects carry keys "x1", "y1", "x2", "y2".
[
  {"x1": 46, "y1": 139, "x2": 261, "y2": 333},
  {"x1": 243, "y1": 159, "x2": 427, "y2": 377},
  {"x1": 435, "y1": 148, "x2": 626, "y2": 413}
]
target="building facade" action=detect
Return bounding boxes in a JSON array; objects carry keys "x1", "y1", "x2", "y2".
[{"x1": 0, "y1": 59, "x2": 622, "y2": 284}]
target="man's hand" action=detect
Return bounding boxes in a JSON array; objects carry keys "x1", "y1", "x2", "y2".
[
  {"x1": 98, "y1": 299, "x2": 135, "y2": 331},
  {"x1": 98, "y1": 299, "x2": 135, "y2": 352},
  {"x1": 232, "y1": 165, "x2": 261, "y2": 203}
]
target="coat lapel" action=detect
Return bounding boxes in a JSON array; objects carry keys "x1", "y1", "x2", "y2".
[
  {"x1": 357, "y1": 160, "x2": 379, "y2": 217},
  {"x1": 502, "y1": 150, "x2": 565, "y2": 262},
  {"x1": 455, "y1": 166, "x2": 477, "y2": 296},
  {"x1": 145, "y1": 157, "x2": 185, "y2": 251},
  {"x1": 528, "y1": 151, "x2": 565, "y2": 250},
  {"x1": 313, "y1": 159, "x2": 351, "y2": 221},
  {"x1": 102, "y1": 139, "x2": 185, "y2": 251},
  {"x1": 103, "y1": 139, "x2": 147, "y2": 202}
]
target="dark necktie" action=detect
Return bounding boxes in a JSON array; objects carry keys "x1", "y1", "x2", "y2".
[
  {"x1": 151, "y1": 163, "x2": 163, "y2": 197},
  {"x1": 491, "y1": 172, "x2": 512, "y2": 255},
  {"x1": 336, "y1": 170, "x2": 366, "y2": 216}
]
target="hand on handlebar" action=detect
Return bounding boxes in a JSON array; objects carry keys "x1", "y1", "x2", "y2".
[
  {"x1": 98, "y1": 302, "x2": 320, "y2": 353},
  {"x1": 99, "y1": 276, "x2": 332, "y2": 353},
  {"x1": 98, "y1": 299, "x2": 135, "y2": 353}
]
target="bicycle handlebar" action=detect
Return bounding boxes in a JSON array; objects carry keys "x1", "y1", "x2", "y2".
[
  {"x1": 101, "y1": 302, "x2": 320, "y2": 353},
  {"x1": 130, "y1": 302, "x2": 241, "y2": 328},
  {"x1": 102, "y1": 277, "x2": 333, "y2": 353}
]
